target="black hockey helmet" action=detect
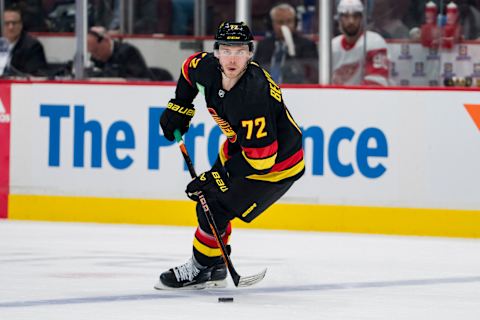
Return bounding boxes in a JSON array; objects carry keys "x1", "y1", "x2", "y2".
[{"x1": 214, "y1": 21, "x2": 254, "y2": 51}]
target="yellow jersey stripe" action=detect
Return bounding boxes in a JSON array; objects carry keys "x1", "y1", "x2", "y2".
[
  {"x1": 242, "y1": 151, "x2": 277, "y2": 170},
  {"x1": 247, "y1": 159, "x2": 305, "y2": 182}
]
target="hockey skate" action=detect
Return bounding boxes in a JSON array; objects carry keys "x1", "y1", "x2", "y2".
[{"x1": 154, "y1": 257, "x2": 227, "y2": 290}]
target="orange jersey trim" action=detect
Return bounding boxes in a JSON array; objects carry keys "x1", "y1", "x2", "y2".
[{"x1": 181, "y1": 52, "x2": 200, "y2": 87}]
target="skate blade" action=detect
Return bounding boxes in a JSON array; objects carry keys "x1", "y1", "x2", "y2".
[
  {"x1": 154, "y1": 281, "x2": 207, "y2": 290},
  {"x1": 153, "y1": 279, "x2": 227, "y2": 291},
  {"x1": 205, "y1": 279, "x2": 227, "y2": 288}
]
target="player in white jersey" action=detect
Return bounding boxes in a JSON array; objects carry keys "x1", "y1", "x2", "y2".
[{"x1": 332, "y1": 0, "x2": 389, "y2": 86}]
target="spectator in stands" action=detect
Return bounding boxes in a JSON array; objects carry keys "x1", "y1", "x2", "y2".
[
  {"x1": 106, "y1": 0, "x2": 171, "y2": 34},
  {"x1": 251, "y1": 0, "x2": 303, "y2": 36},
  {"x1": 332, "y1": 0, "x2": 389, "y2": 86},
  {"x1": 47, "y1": 0, "x2": 124, "y2": 33},
  {"x1": 171, "y1": 0, "x2": 194, "y2": 35},
  {"x1": 1, "y1": 5, "x2": 48, "y2": 76},
  {"x1": 456, "y1": 0, "x2": 480, "y2": 40},
  {"x1": 254, "y1": 3, "x2": 318, "y2": 84},
  {"x1": 206, "y1": 0, "x2": 234, "y2": 35},
  {"x1": 368, "y1": 0, "x2": 411, "y2": 39},
  {"x1": 91, "y1": 0, "x2": 118, "y2": 32},
  {"x1": 5, "y1": 0, "x2": 49, "y2": 31},
  {"x1": 106, "y1": 0, "x2": 121, "y2": 31},
  {"x1": 130, "y1": 0, "x2": 164, "y2": 34},
  {"x1": 86, "y1": 26, "x2": 153, "y2": 79}
]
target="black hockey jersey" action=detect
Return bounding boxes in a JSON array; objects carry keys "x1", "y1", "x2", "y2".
[{"x1": 174, "y1": 52, "x2": 304, "y2": 183}]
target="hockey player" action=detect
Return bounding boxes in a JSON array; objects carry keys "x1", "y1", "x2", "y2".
[
  {"x1": 332, "y1": 0, "x2": 389, "y2": 86},
  {"x1": 155, "y1": 21, "x2": 304, "y2": 289}
]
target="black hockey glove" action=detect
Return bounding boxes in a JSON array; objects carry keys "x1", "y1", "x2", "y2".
[
  {"x1": 160, "y1": 99, "x2": 195, "y2": 141},
  {"x1": 186, "y1": 169, "x2": 230, "y2": 202}
]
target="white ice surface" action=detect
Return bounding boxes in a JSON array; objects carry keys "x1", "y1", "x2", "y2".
[{"x1": 1, "y1": 220, "x2": 480, "y2": 320}]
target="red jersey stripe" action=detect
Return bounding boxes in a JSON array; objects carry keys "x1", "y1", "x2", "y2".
[
  {"x1": 271, "y1": 149, "x2": 304, "y2": 172},
  {"x1": 242, "y1": 140, "x2": 278, "y2": 159}
]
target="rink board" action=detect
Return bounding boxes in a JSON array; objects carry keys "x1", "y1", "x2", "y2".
[
  {"x1": 3, "y1": 81, "x2": 480, "y2": 237},
  {"x1": 8, "y1": 194, "x2": 480, "y2": 238}
]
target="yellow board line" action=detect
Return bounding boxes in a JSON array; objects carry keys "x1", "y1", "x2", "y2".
[{"x1": 8, "y1": 194, "x2": 480, "y2": 238}]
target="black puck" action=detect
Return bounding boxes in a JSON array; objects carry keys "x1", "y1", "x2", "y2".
[{"x1": 218, "y1": 297, "x2": 234, "y2": 302}]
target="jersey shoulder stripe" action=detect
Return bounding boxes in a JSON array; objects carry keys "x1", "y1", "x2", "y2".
[{"x1": 181, "y1": 51, "x2": 208, "y2": 86}]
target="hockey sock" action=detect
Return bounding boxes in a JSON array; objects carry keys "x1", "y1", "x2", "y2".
[{"x1": 192, "y1": 222, "x2": 231, "y2": 267}]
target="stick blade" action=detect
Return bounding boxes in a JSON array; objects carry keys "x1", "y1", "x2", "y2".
[{"x1": 236, "y1": 268, "x2": 267, "y2": 287}]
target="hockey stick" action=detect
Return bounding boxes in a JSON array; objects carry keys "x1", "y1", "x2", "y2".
[{"x1": 173, "y1": 129, "x2": 267, "y2": 287}]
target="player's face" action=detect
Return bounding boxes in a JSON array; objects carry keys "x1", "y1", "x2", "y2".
[
  {"x1": 340, "y1": 12, "x2": 363, "y2": 37},
  {"x1": 217, "y1": 44, "x2": 252, "y2": 79}
]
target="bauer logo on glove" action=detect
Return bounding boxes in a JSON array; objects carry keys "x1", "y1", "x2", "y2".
[
  {"x1": 186, "y1": 170, "x2": 230, "y2": 202},
  {"x1": 167, "y1": 101, "x2": 195, "y2": 116},
  {"x1": 160, "y1": 99, "x2": 195, "y2": 141}
]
